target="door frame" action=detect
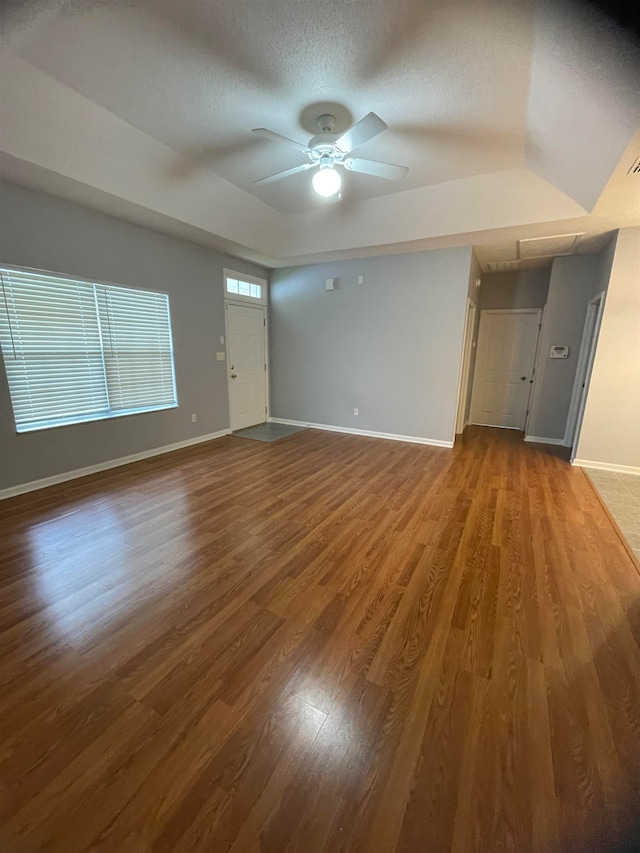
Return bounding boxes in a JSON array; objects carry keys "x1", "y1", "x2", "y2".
[
  {"x1": 469, "y1": 308, "x2": 542, "y2": 430},
  {"x1": 523, "y1": 305, "x2": 545, "y2": 435},
  {"x1": 224, "y1": 299, "x2": 270, "y2": 431},
  {"x1": 455, "y1": 297, "x2": 477, "y2": 435},
  {"x1": 565, "y1": 291, "x2": 606, "y2": 456}
]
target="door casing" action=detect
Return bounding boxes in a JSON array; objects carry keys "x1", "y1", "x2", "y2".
[
  {"x1": 455, "y1": 297, "x2": 477, "y2": 435},
  {"x1": 566, "y1": 291, "x2": 606, "y2": 456}
]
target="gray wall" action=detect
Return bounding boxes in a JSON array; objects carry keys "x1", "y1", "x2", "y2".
[
  {"x1": 0, "y1": 180, "x2": 268, "y2": 491},
  {"x1": 527, "y1": 252, "x2": 607, "y2": 441},
  {"x1": 479, "y1": 268, "x2": 550, "y2": 310},
  {"x1": 270, "y1": 247, "x2": 472, "y2": 444}
]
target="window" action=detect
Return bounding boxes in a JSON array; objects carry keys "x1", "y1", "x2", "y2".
[
  {"x1": 0, "y1": 266, "x2": 177, "y2": 433},
  {"x1": 224, "y1": 269, "x2": 266, "y2": 303}
]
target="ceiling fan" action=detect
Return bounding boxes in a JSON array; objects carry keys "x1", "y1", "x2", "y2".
[{"x1": 252, "y1": 112, "x2": 408, "y2": 198}]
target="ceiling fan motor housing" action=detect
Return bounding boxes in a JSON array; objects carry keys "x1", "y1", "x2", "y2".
[
  {"x1": 308, "y1": 135, "x2": 340, "y2": 152},
  {"x1": 316, "y1": 114, "x2": 336, "y2": 133}
]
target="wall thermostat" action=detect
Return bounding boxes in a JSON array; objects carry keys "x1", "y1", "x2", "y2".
[{"x1": 550, "y1": 346, "x2": 569, "y2": 359}]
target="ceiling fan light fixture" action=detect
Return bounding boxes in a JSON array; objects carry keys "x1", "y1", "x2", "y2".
[
  {"x1": 253, "y1": 112, "x2": 407, "y2": 195},
  {"x1": 312, "y1": 165, "x2": 341, "y2": 197}
]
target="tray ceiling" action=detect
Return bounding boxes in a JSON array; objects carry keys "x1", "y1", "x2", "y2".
[{"x1": 1, "y1": 0, "x2": 639, "y2": 264}]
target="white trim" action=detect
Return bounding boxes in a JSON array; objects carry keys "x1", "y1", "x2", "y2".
[
  {"x1": 573, "y1": 459, "x2": 640, "y2": 476},
  {"x1": 472, "y1": 422, "x2": 521, "y2": 430},
  {"x1": 0, "y1": 429, "x2": 231, "y2": 500},
  {"x1": 524, "y1": 304, "x2": 545, "y2": 435},
  {"x1": 269, "y1": 417, "x2": 453, "y2": 448},
  {"x1": 455, "y1": 297, "x2": 476, "y2": 435},
  {"x1": 524, "y1": 435, "x2": 565, "y2": 446},
  {"x1": 478, "y1": 309, "x2": 543, "y2": 316},
  {"x1": 566, "y1": 291, "x2": 606, "y2": 456}
]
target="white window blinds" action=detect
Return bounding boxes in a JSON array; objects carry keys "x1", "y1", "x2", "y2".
[
  {"x1": 95, "y1": 285, "x2": 176, "y2": 413},
  {"x1": 0, "y1": 267, "x2": 177, "y2": 433}
]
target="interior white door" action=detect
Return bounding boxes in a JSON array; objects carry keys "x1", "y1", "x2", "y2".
[
  {"x1": 226, "y1": 303, "x2": 266, "y2": 431},
  {"x1": 470, "y1": 310, "x2": 541, "y2": 429}
]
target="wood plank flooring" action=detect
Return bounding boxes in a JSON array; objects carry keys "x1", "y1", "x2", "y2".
[{"x1": 1, "y1": 426, "x2": 639, "y2": 852}]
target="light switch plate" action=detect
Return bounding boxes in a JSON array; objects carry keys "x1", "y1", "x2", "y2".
[{"x1": 216, "y1": 352, "x2": 226, "y2": 361}]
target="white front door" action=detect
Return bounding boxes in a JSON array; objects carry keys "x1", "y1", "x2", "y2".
[
  {"x1": 470, "y1": 309, "x2": 541, "y2": 430},
  {"x1": 226, "y1": 303, "x2": 266, "y2": 431}
]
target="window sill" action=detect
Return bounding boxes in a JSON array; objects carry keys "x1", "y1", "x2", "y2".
[{"x1": 15, "y1": 403, "x2": 178, "y2": 434}]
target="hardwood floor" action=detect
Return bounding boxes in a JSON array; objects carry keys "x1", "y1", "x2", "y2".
[{"x1": 1, "y1": 426, "x2": 639, "y2": 852}]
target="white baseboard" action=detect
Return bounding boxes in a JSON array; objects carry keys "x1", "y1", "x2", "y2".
[
  {"x1": 269, "y1": 417, "x2": 453, "y2": 448},
  {"x1": 573, "y1": 459, "x2": 640, "y2": 476},
  {"x1": 524, "y1": 435, "x2": 565, "y2": 446},
  {"x1": 0, "y1": 429, "x2": 231, "y2": 501}
]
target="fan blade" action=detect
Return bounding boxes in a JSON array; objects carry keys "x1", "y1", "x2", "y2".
[
  {"x1": 254, "y1": 163, "x2": 315, "y2": 185},
  {"x1": 344, "y1": 158, "x2": 408, "y2": 180},
  {"x1": 334, "y1": 112, "x2": 388, "y2": 154},
  {"x1": 252, "y1": 128, "x2": 310, "y2": 153}
]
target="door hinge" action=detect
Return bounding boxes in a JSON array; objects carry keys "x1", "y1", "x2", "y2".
[
  {"x1": 263, "y1": 318, "x2": 266, "y2": 326},
  {"x1": 264, "y1": 363, "x2": 267, "y2": 370}
]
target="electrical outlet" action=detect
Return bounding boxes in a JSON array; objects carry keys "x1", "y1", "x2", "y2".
[
  {"x1": 216, "y1": 352, "x2": 226, "y2": 361},
  {"x1": 353, "y1": 408, "x2": 359, "y2": 416},
  {"x1": 191, "y1": 414, "x2": 197, "y2": 423}
]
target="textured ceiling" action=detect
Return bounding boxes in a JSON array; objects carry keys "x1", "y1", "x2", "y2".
[
  {"x1": 1, "y1": 0, "x2": 639, "y2": 263},
  {"x1": 5, "y1": 0, "x2": 533, "y2": 214},
  {"x1": 473, "y1": 128, "x2": 640, "y2": 271}
]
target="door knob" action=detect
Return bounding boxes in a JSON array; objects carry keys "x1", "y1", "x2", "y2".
[
  {"x1": 521, "y1": 376, "x2": 526, "y2": 381},
  {"x1": 231, "y1": 373, "x2": 237, "y2": 379}
]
